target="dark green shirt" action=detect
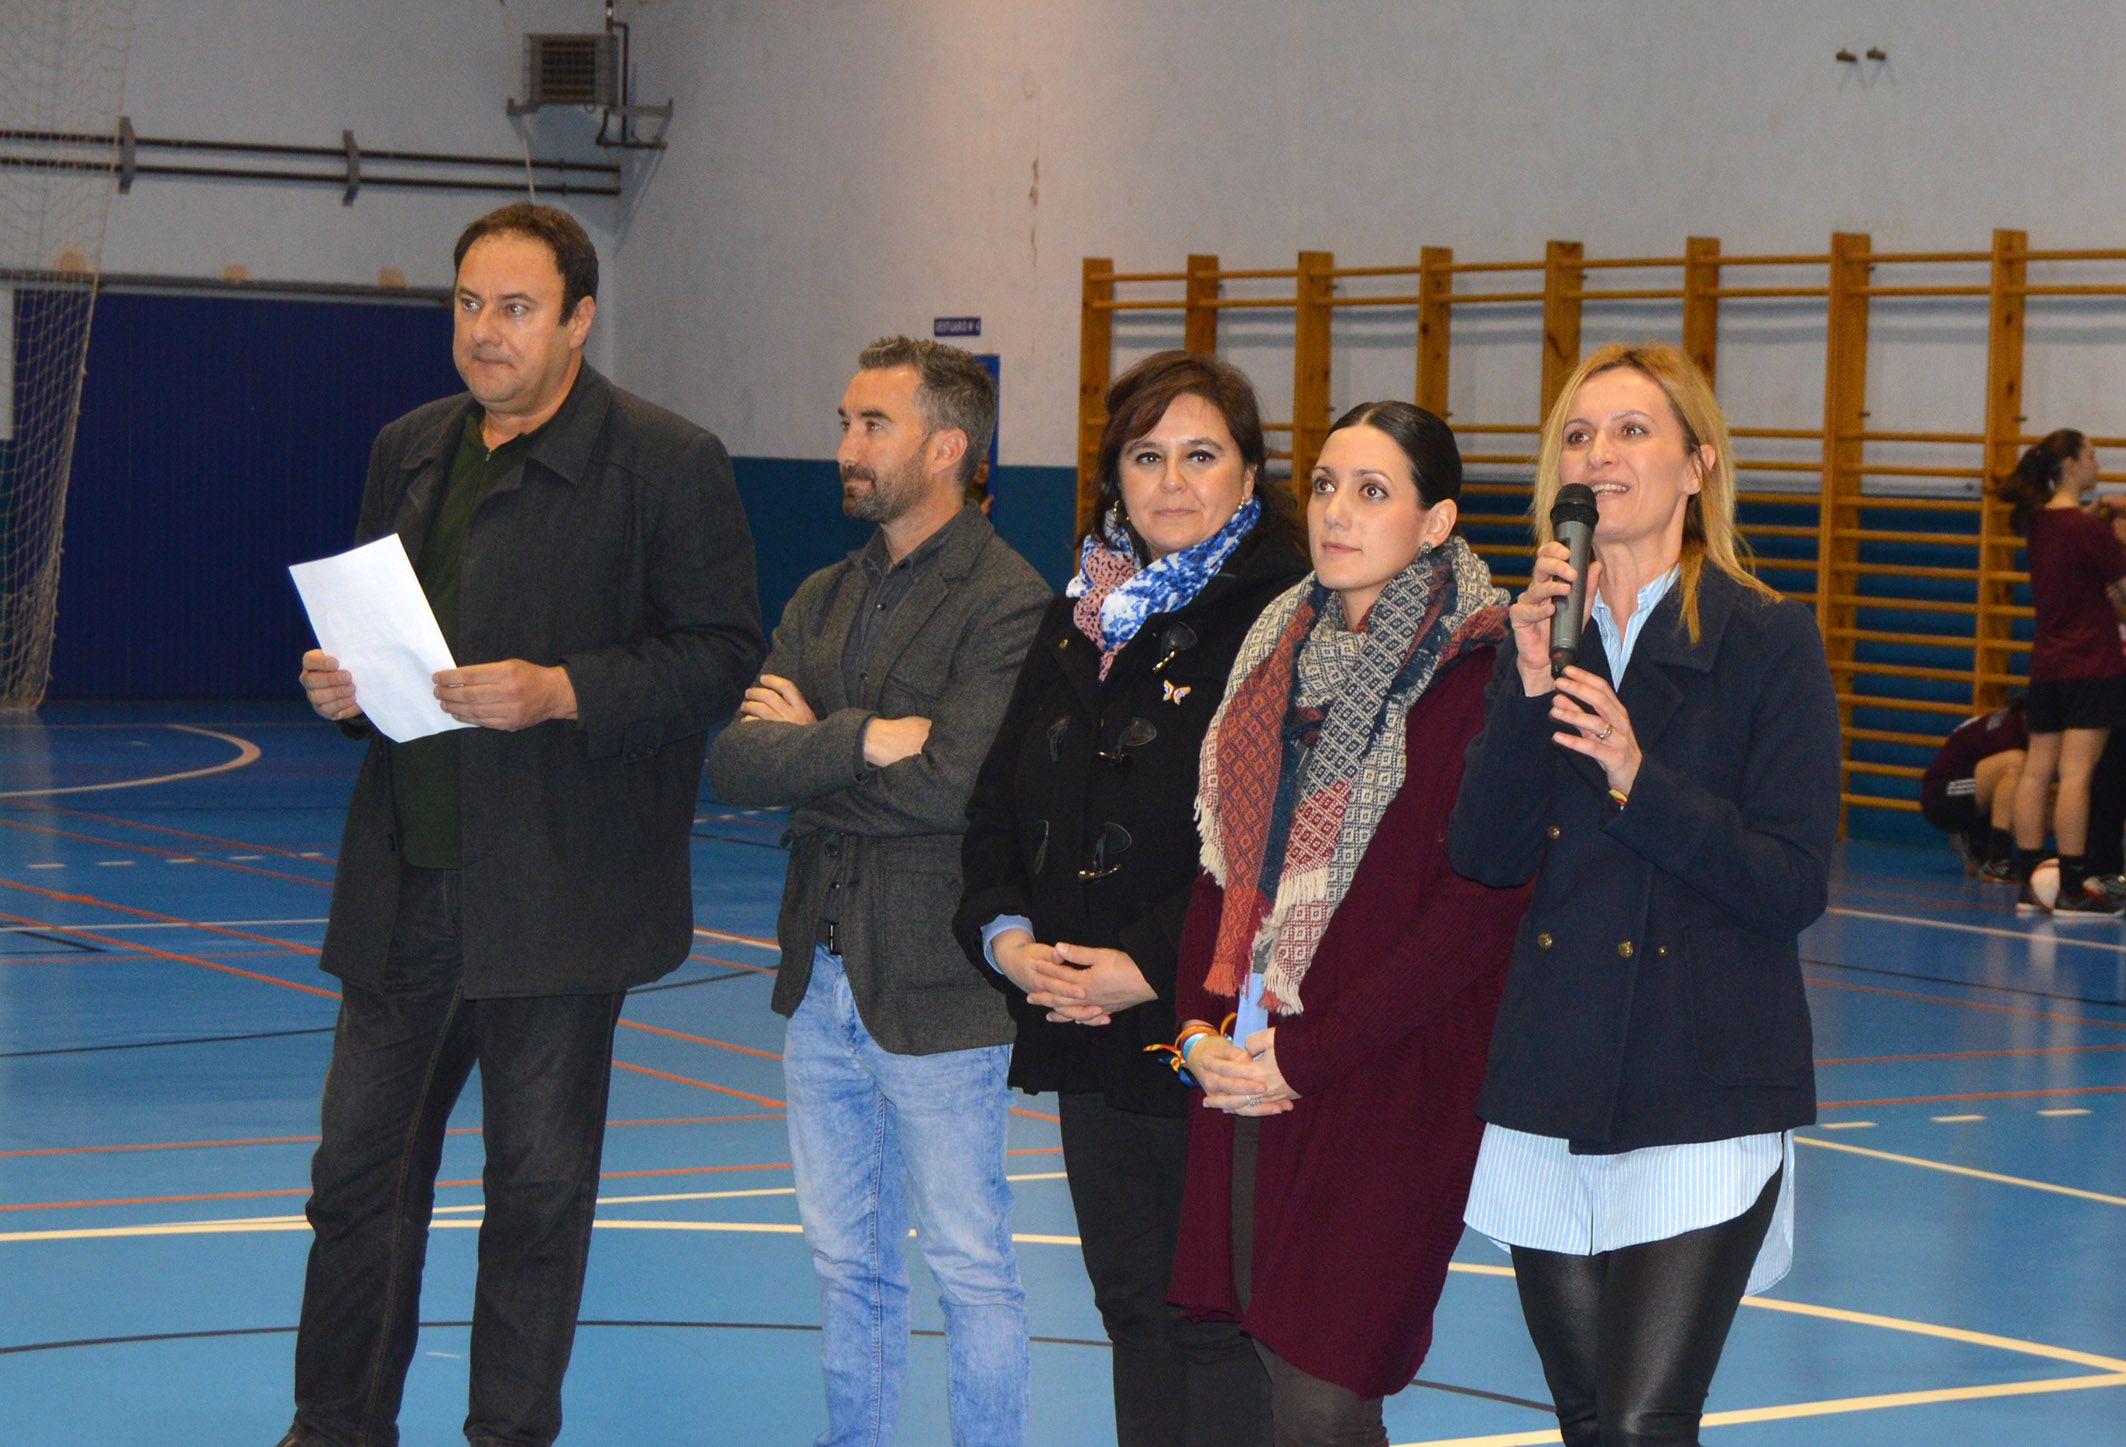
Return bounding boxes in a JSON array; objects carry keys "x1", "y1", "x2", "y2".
[{"x1": 389, "y1": 411, "x2": 537, "y2": 868}]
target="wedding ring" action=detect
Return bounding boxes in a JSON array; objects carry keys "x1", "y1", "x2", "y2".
[
  {"x1": 1597, "y1": 724, "x2": 1614, "y2": 742},
  {"x1": 1245, "y1": 1093, "x2": 1261, "y2": 1108}
]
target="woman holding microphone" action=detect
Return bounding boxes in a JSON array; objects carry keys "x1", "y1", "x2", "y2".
[{"x1": 1449, "y1": 343, "x2": 1841, "y2": 1447}]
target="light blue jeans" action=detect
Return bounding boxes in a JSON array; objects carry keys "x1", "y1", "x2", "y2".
[{"x1": 784, "y1": 946, "x2": 1028, "y2": 1447}]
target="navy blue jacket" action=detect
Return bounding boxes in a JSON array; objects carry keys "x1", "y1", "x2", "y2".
[{"x1": 1447, "y1": 567, "x2": 1840, "y2": 1152}]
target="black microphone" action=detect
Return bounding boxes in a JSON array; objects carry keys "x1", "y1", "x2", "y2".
[{"x1": 1548, "y1": 483, "x2": 1599, "y2": 677}]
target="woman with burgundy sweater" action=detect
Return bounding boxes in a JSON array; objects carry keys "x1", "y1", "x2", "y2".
[
  {"x1": 1168, "y1": 401, "x2": 1530, "y2": 1444},
  {"x1": 1997, "y1": 429, "x2": 2126, "y2": 914}
]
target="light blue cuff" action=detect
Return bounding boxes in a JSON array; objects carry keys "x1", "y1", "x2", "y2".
[
  {"x1": 1235, "y1": 972, "x2": 1271, "y2": 1043},
  {"x1": 980, "y1": 914, "x2": 1036, "y2": 971}
]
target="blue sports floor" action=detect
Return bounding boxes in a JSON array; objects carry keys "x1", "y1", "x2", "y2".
[{"x1": 1, "y1": 702, "x2": 2122, "y2": 1446}]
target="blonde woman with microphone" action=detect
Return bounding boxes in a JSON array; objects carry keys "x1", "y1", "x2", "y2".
[{"x1": 1448, "y1": 343, "x2": 1841, "y2": 1447}]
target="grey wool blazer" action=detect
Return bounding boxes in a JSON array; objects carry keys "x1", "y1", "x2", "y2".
[{"x1": 706, "y1": 506, "x2": 1050, "y2": 1055}]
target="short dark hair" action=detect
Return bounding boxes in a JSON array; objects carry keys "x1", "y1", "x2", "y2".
[
  {"x1": 857, "y1": 336, "x2": 996, "y2": 486},
  {"x1": 1324, "y1": 400, "x2": 1464, "y2": 508},
  {"x1": 452, "y1": 202, "x2": 599, "y2": 319},
  {"x1": 1089, "y1": 349, "x2": 1295, "y2": 555}
]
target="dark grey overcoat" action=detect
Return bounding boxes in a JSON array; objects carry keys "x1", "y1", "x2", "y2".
[
  {"x1": 317, "y1": 364, "x2": 765, "y2": 996},
  {"x1": 707, "y1": 507, "x2": 1049, "y2": 1056}
]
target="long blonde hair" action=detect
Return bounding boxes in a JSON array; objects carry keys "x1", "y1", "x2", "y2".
[{"x1": 1530, "y1": 342, "x2": 1774, "y2": 643}]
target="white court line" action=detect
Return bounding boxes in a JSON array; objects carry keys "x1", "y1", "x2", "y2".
[
  {"x1": 1824, "y1": 905, "x2": 2126, "y2": 953},
  {"x1": 2039, "y1": 1108, "x2": 2093, "y2": 1117},
  {"x1": 26, "y1": 863, "x2": 62, "y2": 870},
  {"x1": 0, "y1": 724, "x2": 261, "y2": 799},
  {"x1": 1818, "y1": 1120, "x2": 1877, "y2": 1130},
  {"x1": 94, "y1": 860, "x2": 134, "y2": 868},
  {"x1": 1931, "y1": 1113, "x2": 1985, "y2": 1123},
  {"x1": 1798, "y1": 1133, "x2": 2126, "y2": 1206}
]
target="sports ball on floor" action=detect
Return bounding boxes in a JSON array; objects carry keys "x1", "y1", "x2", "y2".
[{"x1": 2026, "y1": 857, "x2": 2062, "y2": 909}]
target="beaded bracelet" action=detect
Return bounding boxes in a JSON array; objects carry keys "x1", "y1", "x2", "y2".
[{"x1": 1144, "y1": 1013, "x2": 1239, "y2": 1089}]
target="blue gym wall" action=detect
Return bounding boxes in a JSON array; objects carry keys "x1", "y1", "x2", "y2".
[
  {"x1": 47, "y1": 291, "x2": 460, "y2": 699},
  {"x1": 44, "y1": 292, "x2": 1079, "y2": 704}
]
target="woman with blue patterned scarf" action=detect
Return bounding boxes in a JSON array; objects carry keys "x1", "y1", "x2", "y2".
[{"x1": 956, "y1": 351, "x2": 1305, "y2": 1446}]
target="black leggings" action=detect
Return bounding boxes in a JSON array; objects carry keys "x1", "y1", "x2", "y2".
[{"x1": 1509, "y1": 1166, "x2": 1781, "y2": 1447}]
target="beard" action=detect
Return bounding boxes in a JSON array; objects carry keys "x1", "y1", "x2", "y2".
[{"x1": 841, "y1": 452, "x2": 927, "y2": 524}]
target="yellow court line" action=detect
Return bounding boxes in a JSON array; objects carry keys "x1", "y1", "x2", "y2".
[
  {"x1": 1797, "y1": 1132, "x2": 2126, "y2": 1207},
  {"x1": 0, "y1": 725, "x2": 262, "y2": 800},
  {"x1": 13, "y1": 1211, "x2": 2126, "y2": 1441},
  {"x1": 1398, "y1": 1374, "x2": 2126, "y2": 1447}
]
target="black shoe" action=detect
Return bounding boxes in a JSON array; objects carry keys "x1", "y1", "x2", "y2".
[
  {"x1": 1979, "y1": 856, "x2": 2020, "y2": 886},
  {"x1": 2051, "y1": 886, "x2": 2123, "y2": 918},
  {"x1": 2084, "y1": 874, "x2": 2126, "y2": 909}
]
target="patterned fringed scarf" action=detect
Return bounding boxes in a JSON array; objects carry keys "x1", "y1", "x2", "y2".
[
  {"x1": 1196, "y1": 536, "x2": 1508, "y2": 1013},
  {"x1": 1068, "y1": 496, "x2": 1261, "y2": 679}
]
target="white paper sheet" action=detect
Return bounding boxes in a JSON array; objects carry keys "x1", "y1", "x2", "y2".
[{"x1": 288, "y1": 536, "x2": 473, "y2": 743}]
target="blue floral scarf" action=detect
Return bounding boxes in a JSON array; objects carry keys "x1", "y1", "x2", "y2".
[{"x1": 1067, "y1": 496, "x2": 1261, "y2": 678}]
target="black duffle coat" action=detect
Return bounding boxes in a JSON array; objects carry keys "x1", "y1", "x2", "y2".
[{"x1": 955, "y1": 523, "x2": 1308, "y2": 1115}]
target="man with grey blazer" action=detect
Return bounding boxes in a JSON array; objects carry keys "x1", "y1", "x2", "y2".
[{"x1": 707, "y1": 336, "x2": 1049, "y2": 1446}]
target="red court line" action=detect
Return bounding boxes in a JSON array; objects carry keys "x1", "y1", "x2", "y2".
[
  {"x1": 0, "y1": 817, "x2": 332, "y2": 888},
  {"x1": 0, "y1": 907, "x2": 339, "y2": 1000},
  {"x1": 9, "y1": 799, "x2": 338, "y2": 865},
  {"x1": 1, "y1": 948, "x2": 301, "y2": 964},
  {"x1": 1804, "y1": 974, "x2": 2126, "y2": 1031},
  {"x1": 613, "y1": 1059, "x2": 785, "y2": 1108},
  {"x1": 618, "y1": 1019, "x2": 781, "y2": 1060},
  {"x1": 0, "y1": 1115, "x2": 784, "y2": 1160},
  {"x1": 1819, "y1": 1043, "x2": 2126, "y2": 1065},
  {"x1": 0, "y1": 877, "x2": 325, "y2": 956},
  {"x1": 689, "y1": 951, "x2": 775, "y2": 976},
  {"x1": 1820, "y1": 1084, "x2": 2126, "y2": 1108},
  {"x1": 698, "y1": 924, "x2": 780, "y2": 951}
]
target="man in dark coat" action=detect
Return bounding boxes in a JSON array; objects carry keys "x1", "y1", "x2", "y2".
[
  {"x1": 282, "y1": 203, "x2": 763, "y2": 1447},
  {"x1": 706, "y1": 337, "x2": 1049, "y2": 1446}
]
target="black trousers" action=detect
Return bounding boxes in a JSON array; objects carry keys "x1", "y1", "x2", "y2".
[
  {"x1": 1509, "y1": 1166, "x2": 1783, "y2": 1447},
  {"x1": 1058, "y1": 1090, "x2": 1270, "y2": 1447},
  {"x1": 1231, "y1": 1116, "x2": 1386, "y2": 1447},
  {"x1": 291, "y1": 866, "x2": 625, "y2": 1447}
]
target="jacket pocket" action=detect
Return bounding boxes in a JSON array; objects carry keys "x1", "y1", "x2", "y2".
[{"x1": 1682, "y1": 924, "x2": 1811, "y2": 1085}]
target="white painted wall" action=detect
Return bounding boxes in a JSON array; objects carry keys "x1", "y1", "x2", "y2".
[
  {"x1": 605, "y1": 0, "x2": 2126, "y2": 478},
  {"x1": 62, "y1": 2, "x2": 2126, "y2": 473},
  {"x1": 100, "y1": 0, "x2": 628, "y2": 370}
]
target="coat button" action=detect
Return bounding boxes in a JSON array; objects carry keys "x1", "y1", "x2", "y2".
[
  {"x1": 1535, "y1": 932, "x2": 1554, "y2": 950},
  {"x1": 1545, "y1": 824, "x2": 1561, "y2": 840},
  {"x1": 1617, "y1": 940, "x2": 1635, "y2": 959},
  {"x1": 1656, "y1": 945, "x2": 1668, "y2": 957}
]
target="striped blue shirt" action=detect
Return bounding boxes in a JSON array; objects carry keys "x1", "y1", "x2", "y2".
[{"x1": 1461, "y1": 560, "x2": 1795, "y2": 1293}]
